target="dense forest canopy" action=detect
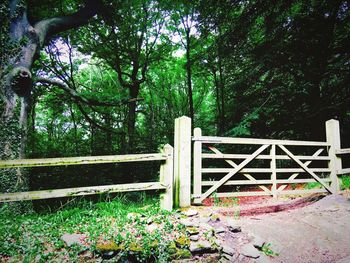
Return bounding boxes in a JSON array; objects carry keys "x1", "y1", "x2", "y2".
[{"x1": 0, "y1": 0, "x2": 349, "y2": 211}]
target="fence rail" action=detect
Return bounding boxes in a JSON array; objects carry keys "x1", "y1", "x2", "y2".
[
  {"x1": 0, "y1": 153, "x2": 167, "y2": 169},
  {"x1": 0, "y1": 144, "x2": 174, "y2": 211}
]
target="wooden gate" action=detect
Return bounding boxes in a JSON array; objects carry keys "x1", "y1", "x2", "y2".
[{"x1": 191, "y1": 120, "x2": 341, "y2": 204}]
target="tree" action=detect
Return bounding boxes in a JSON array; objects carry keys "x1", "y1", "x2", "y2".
[
  {"x1": 0, "y1": 0, "x2": 102, "y2": 210},
  {"x1": 75, "y1": 0, "x2": 169, "y2": 153}
]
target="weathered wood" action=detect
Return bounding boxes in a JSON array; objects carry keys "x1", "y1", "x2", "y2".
[
  {"x1": 173, "y1": 116, "x2": 191, "y2": 207},
  {"x1": 193, "y1": 128, "x2": 202, "y2": 204},
  {"x1": 339, "y1": 168, "x2": 350, "y2": 175},
  {"x1": 277, "y1": 148, "x2": 324, "y2": 191},
  {"x1": 202, "y1": 180, "x2": 273, "y2": 186},
  {"x1": 278, "y1": 145, "x2": 333, "y2": 193},
  {"x1": 278, "y1": 189, "x2": 328, "y2": 195},
  {"x1": 0, "y1": 182, "x2": 166, "y2": 202},
  {"x1": 326, "y1": 119, "x2": 341, "y2": 193},
  {"x1": 270, "y1": 145, "x2": 277, "y2": 198},
  {"x1": 207, "y1": 146, "x2": 270, "y2": 194},
  {"x1": 0, "y1": 153, "x2": 167, "y2": 168},
  {"x1": 194, "y1": 136, "x2": 330, "y2": 146},
  {"x1": 335, "y1": 148, "x2": 350, "y2": 155},
  {"x1": 199, "y1": 144, "x2": 269, "y2": 202},
  {"x1": 276, "y1": 178, "x2": 332, "y2": 183},
  {"x1": 160, "y1": 144, "x2": 174, "y2": 211},
  {"x1": 201, "y1": 168, "x2": 331, "y2": 173},
  {"x1": 201, "y1": 178, "x2": 332, "y2": 186},
  {"x1": 202, "y1": 153, "x2": 330, "y2": 161},
  {"x1": 214, "y1": 191, "x2": 271, "y2": 198}
]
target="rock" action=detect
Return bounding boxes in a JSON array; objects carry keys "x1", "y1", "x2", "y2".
[
  {"x1": 252, "y1": 235, "x2": 265, "y2": 249},
  {"x1": 240, "y1": 243, "x2": 260, "y2": 259},
  {"x1": 180, "y1": 218, "x2": 199, "y2": 227},
  {"x1": 189, "y1": 240, "x2": 213, "y2": 254},
  {"x1": 171, "y1": 248, "x2": 192, "y2": 260},
  {"x1": 226, "y1": 219, "x2": 241, "y2": 233},
  {"x1": 182, "y1": 209, "x2": 198, "y2": 217},
  {"x1": 199, "y1": 222, "x2": 213, "y2": 231},
  {"x1": 210, "y1": 214, "x2": 220, "y2": 222},
  {"x1": 222, "y1": 244, "x2": 235, "y2": 256},
  {"x1": 101, "y1": 250, "x2": 117, "y2": 260},
  {"x1": 186, "y1": 227, "x2": 200, "y2": 235},
  {"x1": 200, "y1": 217, "x2": 211, "y2": 223},
  {"x1": 175, "y1": 236, "x2": 190, "y2": 248},
  {"x1": 190, "y1": 235, "x2": 200, "y2": 241},
  {"x1": 61, "y1": 233, "x2": 86, "y2": 247},
  {"x1": 215, "y1": 227, "x2": 226, "y2": 234}
]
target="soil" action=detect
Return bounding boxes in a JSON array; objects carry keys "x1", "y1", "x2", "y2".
[{"x1": 191, "y1": 191, "x2": 350, "y2": 263}]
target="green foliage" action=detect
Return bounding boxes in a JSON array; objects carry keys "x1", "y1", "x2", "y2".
[
  {"x1": 340, "y1": 175, "x2": 350, "y2": 190},
  {"x1": 261, "y1": 242, "x2": 279, "y2": 257},
  {"x1": 0, "y1": 196, "x2": 183, "y2": 262}
]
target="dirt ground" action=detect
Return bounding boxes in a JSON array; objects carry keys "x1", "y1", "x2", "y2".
[{"x1": 200, "y1": 191, "x2": 350, "y2": 263}]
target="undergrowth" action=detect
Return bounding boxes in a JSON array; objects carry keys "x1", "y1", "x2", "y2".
[{"x1": 0, "y1": 194, "x2": 183, "y2": 262}]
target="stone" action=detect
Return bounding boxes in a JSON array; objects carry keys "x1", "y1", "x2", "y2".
[
  {"x1": 189, "y1": 240, "x2": 213, "y2": 254},
  {"x1": 61, "y1": 233, "x2": 86, "y2": 247},
  {"x1": 175, "y1": 236, "x2": 190, "y2": 248},
  {"x1": 252, "y1": 235, "x2": 265, "y2": 249},
  {"x1": 222, "y1": 244, "x2": 235, "y2": 256},
  {"x1": 226, "y1": 219, "x2": 241, "y2": 233},
  {"x1": 180, "y1": 218, "x2": 199, "y2": 227},
  {"x1": 215, "y1": 227, "x2": 226, "y2": 234},
  {"x1": 210, "y1": 214, "x2": 220, "y2": 222},
  {"x1": 182, "y1": 209, "x2": 198, "y2": 217},
  {"x1": 190, "y1": 235, "x2": 200, "y2": 241},
  {"x1": 240, "y1": 243, "x2": 260, "y2": 259},
  {"x1": 200, "y1": 217, "x2": 211, "y2": 223},
  {"x1": 186, "y1": 227, "x2": 200, "y2": 235}
]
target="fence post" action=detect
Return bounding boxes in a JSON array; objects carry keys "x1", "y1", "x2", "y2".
[
  {"x1": 174, "y1": 116, "x2": 191, "y2": 207},
  {"x1": 326, "y1": 119, "x2": 341, "y2": 194},
  {"x1": 270, "y1": 144, "x2": 277, "y2": 198},
  {"x1": 160, "y1": 144, "x2": 174, "y2": 211},
  {"x1": 193, "y1": 128, "x2": 202, "y2": 204}
]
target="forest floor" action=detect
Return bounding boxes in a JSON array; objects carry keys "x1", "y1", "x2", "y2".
[{"x1": 1, "y1": 189, "x2": 350, "y2": 262}]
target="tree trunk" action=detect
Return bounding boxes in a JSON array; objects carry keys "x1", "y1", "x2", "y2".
[
  {"x1": 185, "y1": 30, "x2": 194, "y2": 124},
  {"x1": 126, "y1": 83, "x2": 140, "y2": 153},
  {"x1": 0, "y1": 0, "x2": 101, "y2": 213}
]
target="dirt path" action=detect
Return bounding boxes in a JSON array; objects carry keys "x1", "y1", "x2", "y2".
[{"x1": 226, "y1": 193, "x2": 350, "y2": 262}]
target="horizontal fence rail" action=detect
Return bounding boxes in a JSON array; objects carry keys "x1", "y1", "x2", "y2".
[
  {"x1": 0, "y1": 153, "x2": 167, "y2": 169},
  {"x1": 336, "y1": 148, "x2": 350, "y2": 175},
  {"x1": 0, "y1": 182, "x2": 166, "y2": 202},
  {"x1": 193, "y1": 135, "x2": 330, "y2": 146},
  {"x1": 0, "y1": 144, "x2": 174, "y2": 211}
]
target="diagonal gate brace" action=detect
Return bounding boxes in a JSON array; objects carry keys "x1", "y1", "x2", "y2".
[
  {"x1": 199, "y1": 144, "x2": 270, "y2": 202},
  {"x1": 278, "y1": 145, "x2": 333, "y2": 193}
]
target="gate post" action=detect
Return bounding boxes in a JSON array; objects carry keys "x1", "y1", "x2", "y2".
[
  {"x1": 193, "y1": 128, "x2": 202, "y2": 204},
  {"x1": 326, "y1": 119, "x2": 341, "y2": 193},
  {"x1": 174, "y1": 116, "x2": 191, "y2": 207},
  {"x1": 160, "y1": 144, "x2": 174, "y2": 211}
]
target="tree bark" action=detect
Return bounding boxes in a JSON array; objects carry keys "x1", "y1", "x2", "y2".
[
  {"x1": 185, "y1": 29, "x2": 194, "y2": 124},
  {"x1": 0, "y1": 0, "x2": 101, "y2": 213}
]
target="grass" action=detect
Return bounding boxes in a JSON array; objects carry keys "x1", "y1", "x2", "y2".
[
  {"x1": 0, "y1": 194, "x2": 187, "y2": 262},
  {"x1": 305, "y1": 175, "x2": 350, "y2": 190}
]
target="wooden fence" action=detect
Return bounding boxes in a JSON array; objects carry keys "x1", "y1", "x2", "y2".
[
  {"x1": 173, "y1": 117, "x2": 349, "y2": 205},
  {"x1": 0, "y1": 116, "x2": 349, "y2": 209},
  {"x1": 0, "y1": 144, "x2": 174, "y2": 211}
]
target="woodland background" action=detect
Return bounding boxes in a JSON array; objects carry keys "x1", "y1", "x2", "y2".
[{"x1": 1, "y1": 0, "x2": 349, "y2": 209}]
